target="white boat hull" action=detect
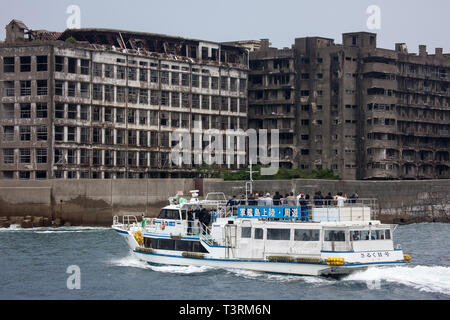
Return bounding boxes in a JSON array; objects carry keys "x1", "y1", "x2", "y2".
[{"x1": 130, "y1": 248, "x2": 406, "y2": 277}]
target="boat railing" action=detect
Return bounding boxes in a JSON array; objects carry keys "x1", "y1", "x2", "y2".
[{"x1": 113, "y1": 215, "x2": 139, "y2": 230}]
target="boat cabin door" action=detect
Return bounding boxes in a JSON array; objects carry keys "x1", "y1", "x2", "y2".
[{"x1": 322, "y1": 228, "x2": 350, "y2": 252}]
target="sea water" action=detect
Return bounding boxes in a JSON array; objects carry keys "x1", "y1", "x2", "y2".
[{"x1": 0, "y1": 223, "x2": 449, "y2": 300}]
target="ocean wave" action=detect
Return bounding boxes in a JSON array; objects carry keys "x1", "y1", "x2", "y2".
[
  {"x1": 343, "y1": 265, "x2": 450, "y2": 296},
  {"x1": 110, "y1": 254, "x2": 215, "y2": 274}
]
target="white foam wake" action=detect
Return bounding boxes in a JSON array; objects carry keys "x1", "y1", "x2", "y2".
[
  {"x1": 110, "y1": 254, "x2": 215, "y2": 274},
  {"x1": 343, "y1": 265, "x2": 450, "y2": 296}
]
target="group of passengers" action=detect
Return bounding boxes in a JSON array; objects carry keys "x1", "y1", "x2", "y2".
[{"x1": 226, "y1": 191, "x2": 359, "y2": 208}]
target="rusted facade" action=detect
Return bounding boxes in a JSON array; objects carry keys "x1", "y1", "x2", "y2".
[
  {"x1": 245, "y1": 33, "x2": 450, "y2": 179},
  {"x1": 0, "y1": 20, "x2": 248, "y2": 179}
]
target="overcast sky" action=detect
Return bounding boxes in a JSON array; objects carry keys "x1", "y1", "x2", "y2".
[{"x1": 1, "y1": 0, "x2": 449, "y2": 54}]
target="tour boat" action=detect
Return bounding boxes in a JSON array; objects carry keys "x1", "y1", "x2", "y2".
[{"x1": 112, "y1": 190, "x2": 411, "y2": 277}]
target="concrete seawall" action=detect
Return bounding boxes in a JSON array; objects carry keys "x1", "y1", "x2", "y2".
[
  {"x1": 0, "y1": 179, "x2": 195, "y2": 226},
  {"x1": 0, "y1": 178, "x2": 449, "y2": 226}
]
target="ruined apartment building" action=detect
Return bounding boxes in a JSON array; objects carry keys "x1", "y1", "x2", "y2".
[
  {"x1": 0, "y1": 20, "x2": 248, "y2": 180},
  {"x1": 245, "y1": 33, "x2": 450, "y2": 180}
]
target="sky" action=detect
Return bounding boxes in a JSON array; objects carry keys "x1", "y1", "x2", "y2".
[{"x1": 1, "y1": 0, "x2": 449, "y2": 54}]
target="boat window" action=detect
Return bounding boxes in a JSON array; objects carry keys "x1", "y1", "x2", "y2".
[
  {"x1": 174, "y1": 239, "x2": 192, "y2": 251},
  {"x1": 385, "y1": 229, "x2": 391, "y2": 239},
  {"x1": 158, "y1": 239, "x2": 175, "y2": 250},
  {"x1": 267, "y1": 228, "x2": 290, "y2": 241},
  {"x1": 373, "y1": 230, "x2": 386, "y2": 240},
  {"x1": 157, "y1": 209, "x2": 180, "y2": 220},
  {"x1": 254, "y1": 228, "x2": 263, "y2": 240},
  {"x1": 324, "y1": 230, "x2": 345, "y2": 242},
  {"x1": 294, "y1": 229, "x2": 320, "y2": 241},
  {"x1": 350, "y1": 230, "x2": 371, "y2": 241},
  {"x1": 241, "y1": 227, "x2": 251, "y2": 238}
]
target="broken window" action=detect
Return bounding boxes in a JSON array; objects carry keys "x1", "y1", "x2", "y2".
[
  {"x1": 117, "y1": 86, "x2": 125, "y2": 102},
  {"x1": 55, "y1": 56, "x2": 64, "y2": 72},
  {"x1": 36, "y1": 103, "x2": 47, "y2": 118},
  {"x1": 150, "y1": 70, "x2": 159, "y2": 83},
  {"x1": 80, "y1": 59, "x2": 89, "y2": 75},
  {"x1": 92, "y1": 107, "x2": 101, "y2": 122},
  {"x1": 67, "y1": 82, "x2": 76, "y2": 97},
  {"x1": 221, "y1": 97, "x2": 228, "y2": 111},
  {"x1": 171, "y1": 92, "x2": 180, "y2": 108},
  {"x1": 181, "y1": 73, "x2": 189, "y2": 86},
  {"x1": 202, "y1": 76, "x2": 209, "y2": 89},
  {"x1": 20, "y1": 126, "x2": 31, "y2": 141},
  {"x1": 150, "y1": 111, "x2": 158, "y2": 126},
  {"x1": 211, "y1": 96, "x2": 220, "y2": 110},
  {"x1": 117, "y1": 66, "x2": 125, "y2": 79},
  {"x1": 139, "y1": 68, "x2": 148, "y2": 82},
  {"x1": 2, "y1": 126, "x2": 14, "y2": 141},
  {"x1": 127, "y1": 109, "x2": 135, "y2": 124},
  {"x1": 3, "y1": 149, "x2": 14, "y2": 164},
  {"x1": 19, "y1": 149, "x2": 31, "y2": 163},
  {"x1": 20, "y1": 81, "x2": 31, "y2": 96},
  {"x1": 150, "y1": 90, "x2": 159, "y2": 106},
  {"x1": 55, "y1": 104, "x2": 65, "y2": 118},
  {"x1": 68, "y1": 104, "x2": 77, "y2": 119},
  {"x1": 105, "y1": 85, "x2": 114, "y2": 102},
  {"x1": 80, "y1": 83, "x2": 89, "y2": 98},
  {"x1": 239, "y1": 79, "x2": 246, "y2": 93},
  {"x1": 161, "y1": 91, "x2": 169, "y2": 106},
  {"x1": 171, "y1": 113, "x2": 180, "y2": 128},
  {"x1": 104, "y1": 129, "x2": 113, "y2": 145},
  {"x1": 128, "y1": 67, "x2": 137, "y2": 81},
  {"x1": 54, "y1": 126, "x2": 64, "y2": 141},
  {"x1": 68, "y1": 58, "x2": 77, "y2": 74},
  {"x1": 139, "y1": 131, "x2": 148, "y2": 146},
  {"x1": 116, "y1": 109, "x2": 125, "y2": 123},
  {"x1": 80, "y1": 105, "x2": 89, "y2": 120},
  {"x1": 93, "y1": 84, "x2": 103, "y2": 100},
  {"x1": 171, "y1": 72, "x2": 179, "y2": 85},
  {"x1": 37, "y1": 80, "x2": 48, "y2": 96},
  {"x1": 139, "y1": 88, "x2": 148, "y2": 104},
  {"x1": 116, "y1": 130, "x2": 125, "y2": 145},
  {"x1": 92, "y1": 128, "x2": 101, "y2": 143},
  {"x1": 182, "y1": 93, "x2": 190, "y2": 108},
  {"x1": 128, "y1": 87, "x2": 138, "y2": 104},
  {"x1": 20, "y1": 56, "x2": 31, "y2": 72},
  {"x1": 192, "y1": 94, "x2": 200, "y2": 109},
  {"x1": 201, "y1": 95, "x2": 210, "y2": 110},
  {"x1": 211, "y1": 77, "x2": 219, "y2": 90},
  {"x1": 3, "y1": 57, "x2": 14, "y2": 73},
  {"x1": 20, "y1": 104, "x2": 31, "y2": 118},
  {"x1": 192, "y1": 75, "x2": 199, "y2": 88},
  {"x1": 161, "y1": 71, "x2": 169, "y2": 84},
  {"x1": 139, "y1": 110, "x2": 147, "y2": 125},
  {"x1": 80, "y1": 127, "x2": 90, "y2": 143},
  {"x1": 4, "y1": 81, "x2": 15, "y2": 97},
  {"x1": 104, "y1": 64, "x2": 114, "y2": 78},
  {"x1": 230, "y1": 78, "x2": 237, "y2": 92},
  {"x1": 67, "y1": 127, "x2": 76, "y2": 141},
  {"x1": 128, "y1": 130, "x2": 137, "y2": 145},
  {"x1": 220, "y1": 77, "x2": 228, "y2": 91}
]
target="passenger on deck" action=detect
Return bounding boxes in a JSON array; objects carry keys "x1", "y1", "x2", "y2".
[
  {"x1": 353, "y1": 231, "x2": 361, "y2": 241},
  {"x1": 324, "y1": 192, "x2": 333, "y2": 206},
  {"x1": 247, "y1": 193, "x2": 257, "y2": 206},
  {"x1": 187, "y1": 207, "x2": 194, "y2": 235},
  {"x1": 273, "y1": 191, "x2": 282, "y2": 206},
  {"x1": 264, "y1": 193, "x2": 274, "y2": 206},
  {"x1": 286, "y1": 192, "x2": 296, "y2": 206},
  {"x1": 334, "y1": 192, "x2": 347, "y2": 207}
]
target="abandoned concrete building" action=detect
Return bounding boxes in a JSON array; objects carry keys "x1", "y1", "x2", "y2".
[
  {"x1": 0, "y1": 20, "x2": 248, "y2": 179},
  {"x1": 244, "y1": 33, "x2": 450, "y2": 180}
]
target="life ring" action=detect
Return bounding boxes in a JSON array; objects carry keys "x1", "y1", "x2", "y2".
[
  {"x1": 134, "y1": 231, "x2": 144, "y2": 245},
  {"x1": 160, "y1": 221, "x2": 165, "y2": 230}
]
